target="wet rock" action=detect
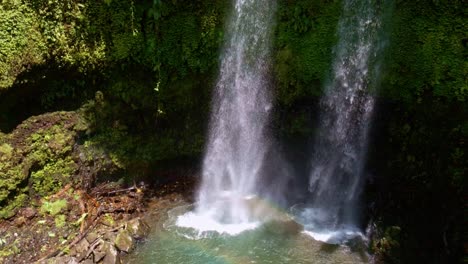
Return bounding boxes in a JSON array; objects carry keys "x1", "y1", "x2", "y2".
[
  {"x1": 114, "y1": 230, "x2": 134, "y2": 253},
  {"x1": 91, "y1": 239, "x2": 107, "y2": 263},
  {"x1": 127, "y1": 218, "x2": 150, "y2": 240}
]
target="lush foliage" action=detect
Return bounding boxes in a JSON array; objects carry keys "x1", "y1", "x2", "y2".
[
  {"x1": 382, "y1": 1, "x2": 466, "y2": 102},
  {"x1": 0, "y1": 1, "x2": 46, "y2": 89},
  {"x1": 366, "y1": 2, "x2": 467, "y2": 263}
]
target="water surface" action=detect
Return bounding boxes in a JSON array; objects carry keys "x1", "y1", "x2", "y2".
[{"x1": 125, "y1": 205, "x2": 368, "y2": 264}]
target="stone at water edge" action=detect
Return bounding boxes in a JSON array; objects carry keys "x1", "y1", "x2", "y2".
[
  {"x1": 102, "y1": 241, "x2": 121, "y2": 264},
  {"x1": 126, "y1": 217, "x2": 150, "y2": 240},
  {"x1": 114, "y1": 229, "x2": 134, "y2": 253}
]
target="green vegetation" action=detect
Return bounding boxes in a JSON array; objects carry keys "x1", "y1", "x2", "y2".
[
  {"x1": 0, "y1": 112, "x2": 86, "y2": 218},
  {"x1": 40, "y1": 199, "x2": 67, "y2": 216}
]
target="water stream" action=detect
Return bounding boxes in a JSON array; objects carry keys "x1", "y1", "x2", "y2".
[
  {"x1": 296, "y1": 0, "x2": 389, "y2": 243},
  {"x1": 178, "y1": 0, "x2": 278, "y2": 233}
]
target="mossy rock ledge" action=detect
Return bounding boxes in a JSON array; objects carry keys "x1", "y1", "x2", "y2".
[{"x1": 0, "y1": 111, "x2": 119, "y2": 219}]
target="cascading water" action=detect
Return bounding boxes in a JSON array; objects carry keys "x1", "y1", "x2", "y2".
[
  {"x1": 297, "y1": 0, "x2": 389, "y2": 243},
  {"x1": 177, "y1": 0, "x2": 277, "y2": 234}
]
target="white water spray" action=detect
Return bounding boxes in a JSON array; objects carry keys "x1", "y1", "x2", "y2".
[
  {"x1": 300, "y1": 0, "x2": 388, "y2": 242},
  {"x1": 177, "y1": 0, "x2": 277, "y2": 234}
]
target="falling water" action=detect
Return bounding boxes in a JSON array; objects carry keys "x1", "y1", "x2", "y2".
[
  {"x1": 177, "y1": 0, "x2": 277, "y2": 234},
  {"x1": 298, "y1": 0, "x2": 389, "y2": 242}
]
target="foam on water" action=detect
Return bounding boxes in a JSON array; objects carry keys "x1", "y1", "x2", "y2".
[{"x1": 176, "y1": 211, "x2": 260, "y2": 237}]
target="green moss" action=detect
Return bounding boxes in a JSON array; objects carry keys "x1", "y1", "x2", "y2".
[
  {"x1": 40, "y1": 199, "x2": 68, "y2": 216},
  {"x1": 0, "y1": 193, "x2": 28, "y2": 219},
  {"x1": 0, "y1": 143, "x2": 13, "y2": 160},
  {"x1": 31, "y1": 158, "x2": 77, "y2": 197},
  {"x1": 54, "y1": 214, "x2": 66, "y2": 228},
  {"x1": 0, "y1": 0, "x2": 46, "y2": 89},
  {"x1": 0, "y1": 240, "x2": 20, "y2": 258},
  {"x1": 274, "y1": 0, "x2": 340, "y2": 106}
]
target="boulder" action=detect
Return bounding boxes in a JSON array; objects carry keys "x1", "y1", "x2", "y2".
[
  {"x1": 126, "y1": 218, "x2": 150, "y2": 240},
  {"x1": 114, "y1": 230, "x2": 134, "y2": 253},
  {"x1": 102, "y1": 242, "x2": 120, "y2": 264},
  {"x1": 74, "y1": 238, "x2": 90, "y2": 260}
]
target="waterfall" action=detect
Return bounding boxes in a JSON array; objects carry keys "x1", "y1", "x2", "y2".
[
  {"x1": 177, "y1": 0, "x2": 278, "y2": 234},
  {"x1": 299, "y1": 0, "x2": 389, "y2": 242}
]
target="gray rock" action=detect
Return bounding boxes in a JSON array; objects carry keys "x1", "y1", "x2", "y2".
[
  {"x1": 39, "y1": 256, "x2": 79, "y2": 264},
  {"x1": 80, "y1": 259, "x2": 93, "y2": 264},
  {"x1": 93, "y1": 250, "x2": 106, "y2": 263},
  {"x1": 85, "y1": 231, "x2": 99, "y2": 244},
  {"x1": 93, "y1": 239, "x2": 107, "y2": 263},
  {"x1": 74, "y1": 238, "x2": 90, "y2": 260},
  {"x1": 126, "y1": 218, "x2": 150, "y2": 240},
  {"x1": 114, "y1": 230, "x2": 134, "y2": 253},
  {"x1": 103, "y1": 231, "x2": 117, "y2": 242},
  {"x1": 102, "y1": 242, "x2": 120, "y2": 264},
  {"x1": 67, "y1": 257, "x2": 80, "y2": 264}
]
